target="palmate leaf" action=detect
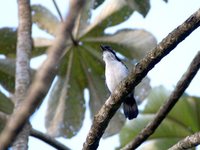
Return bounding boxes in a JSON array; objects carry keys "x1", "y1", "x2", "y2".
[
  {"x1": 118, "y1": 87, "x2": 200, "y2": 149},
  {"x1": 34, "y1": 1, "x2": 155, "y2": 138},
  {"x1": 44, "y1": 44, "x2": 152, "y2": 138}
]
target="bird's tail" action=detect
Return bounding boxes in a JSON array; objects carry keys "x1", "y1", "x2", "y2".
[{"x1": 123, "y1": 93, "x2": 138, "y2": 120}]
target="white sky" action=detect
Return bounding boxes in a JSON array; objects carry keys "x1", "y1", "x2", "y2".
[{"x1": 0, "y1": 0, "x2": 200, "y2": 150}]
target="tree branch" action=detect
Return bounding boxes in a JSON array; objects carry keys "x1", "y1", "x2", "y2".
[
  {"x1": 122, "y1": 51, "x2": 200, "y2": 150},
  {"x1": 83, "y1": 8, "x2": 200, "y2": 150},
  {"x1": 169, "y1": 131, "x2": 200, "y2": 150},
  {"x1": 30, "y1": 129, "x2": 70, "y2": 150},
  {"x1": 12, "y1": 0, "x2": 32, "y2": 149},
  {"x1": 0, "y1": 0, "x2": 85, "y2": 149}
]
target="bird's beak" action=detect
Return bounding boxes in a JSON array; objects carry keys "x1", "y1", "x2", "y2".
[{"x1": 100, "y1": 45, "x2": 106, "y2": 52}]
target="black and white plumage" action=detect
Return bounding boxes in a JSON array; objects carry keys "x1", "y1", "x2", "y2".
[{"x1": 101, "y1": 45, "x2": 138, "y2": 120}]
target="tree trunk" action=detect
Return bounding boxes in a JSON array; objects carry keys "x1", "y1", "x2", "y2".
[{"x1": 12, "y1": 0, "x2": 32, "y2": 149}]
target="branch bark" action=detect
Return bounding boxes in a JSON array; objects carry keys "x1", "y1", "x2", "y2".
[
  {"x1": 122, "y1": 51, "x2": 200, "y2": 150},
  {"x1": 0, "y1": 0, "x2": 85, "y2": 149},
  {"x1": 12, "y1": 0, "x2": 32, "y2": 149},
  {"x1": 30, "y1": 129, "x2": 70, "y2": 150},
  {"x1": 83, "y1": 8, "x2": 200, "y2": 150},
  {"x1": 169, "y1": 131, "x2": 200, "y2": 150}
]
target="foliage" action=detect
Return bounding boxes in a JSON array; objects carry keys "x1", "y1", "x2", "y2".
[
  {"x1": 0, "y1": 0, "x2": 157, "y2": 139},
  {"x1": 118, "y1": 86, "x2": 200, "y2": 149}
]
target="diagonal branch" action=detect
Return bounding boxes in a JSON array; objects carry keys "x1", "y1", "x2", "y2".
[
  {"x1": 30, "y1": 129, "x2": 70, "y2": 150},
  {"x1": 169, "y1": 131, "x2": 200, "y2": 150},
  {"x1": 83, "y1": 8, "x2": 200, "y2": 150},
  {"x1": 0, "y1": 0, "x2": 85, "y2": 149},
  {"x1": 122, "y1": 51, "x2": 200, "y2": 150}
]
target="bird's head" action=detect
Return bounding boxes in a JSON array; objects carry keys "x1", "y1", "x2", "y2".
[{"x1": 100, "y1": 45, "x2": 121, "y2": 62}]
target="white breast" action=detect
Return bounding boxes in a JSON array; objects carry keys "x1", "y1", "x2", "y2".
[{"x1": 105, "y1": 60, "x2": 128, "y2": 93}]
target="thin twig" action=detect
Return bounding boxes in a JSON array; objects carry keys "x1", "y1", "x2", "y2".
[
  {"x1": 52, "y1": 0, "x2": 63, "y2": 22},
  {"x1": 0, "y1": 0, "x2": 85, "y2": 149},
  {"x1": 122, "y1": 51, "x2": 200, "y2": 150},
  {"x1": 169, "y1": 131, "x2": 200, "y2": 150},
  {"x1": 30, "y1": 129, "x2": 70, "y2": 150},
  {"x1": 83, "y1": 9, "x2": 200, "y2": 150}
]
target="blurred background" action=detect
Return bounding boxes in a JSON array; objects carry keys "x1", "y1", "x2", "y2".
[{"x1": 0, "y1": 0, "x2": 200, "y2": 149}]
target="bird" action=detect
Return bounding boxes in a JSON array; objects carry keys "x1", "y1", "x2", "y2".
[{"x1": 101, "y1": 45, "x2": 138, "y2": 120}]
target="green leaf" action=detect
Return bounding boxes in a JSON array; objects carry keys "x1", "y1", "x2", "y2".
[
  {"x1": 0, "y1": 91, "x2": 14, "y2": 114},
  {"x1": 32, "y1": 4, "x2": 59, "y2": 36},
  {"x1": 0, "y1": 58, "x2": 35, "y2": 92},
  {"x1": 130, "y1": 0, "x2": 150, "y2": 16},
  {"x1": 0, "y1": 28, "x2": 17, "y2": 57},
  {"x1": 0, "y1": 27, "x2": 48, "y2": 57},
  {"x1": 81, "y1": 0, "x2": 150, "y2": 37},
  {"x1": 0, "y1": 58, "x2": 15, "y2": 77},
  {"x1": 119, "y1": 87, "x2": 200, "y2": 149},
  {"x1": 83, "y1": 29, "x2": 157, "y2": 60},
  {"x1": 45, "y1": 48, "x2": 86, "y2": 138},
  {"x1": 0, "y1": 58, "x2": 15, "y2": 92}
]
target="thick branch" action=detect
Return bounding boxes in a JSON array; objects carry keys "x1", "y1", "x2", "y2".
[
  {"x1": 122, "y1": 51, "x2": 200, "y2": 150},
  {"x1": 30, "y1": 129, "x2": 70, "y2": 150},
  {"x1": 0, "y1": 0, "x2": 85, "y2": 149},
  {"x1": 83, "y1": 9, "x2": 200, "y2": 150},
  {"x1": 12, "y1": 0, "x2": 32, "y2": 149},
  {"x1": 169, "y1": 131, "x2": 200, "y2": 150}
]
